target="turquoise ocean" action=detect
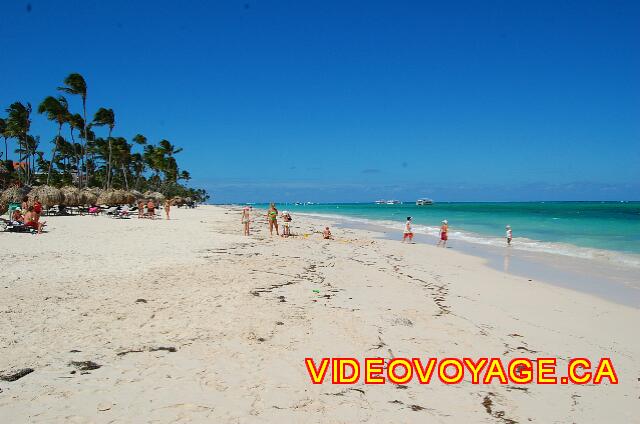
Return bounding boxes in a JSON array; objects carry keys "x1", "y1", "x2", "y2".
[{"x1": 252, "y1": 202, "x2": 640, "y2": 268}]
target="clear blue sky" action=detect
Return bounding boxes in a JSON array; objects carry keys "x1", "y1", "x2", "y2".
[{"x1": 1, "y1": 0, "x2": 638, "y2": 202}]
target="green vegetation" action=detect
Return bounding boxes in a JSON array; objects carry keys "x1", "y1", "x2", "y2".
[{"x1": 0, "y1": 73, "x2": 208, "y2": 203}]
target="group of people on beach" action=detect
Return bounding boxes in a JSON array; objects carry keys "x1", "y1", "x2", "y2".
[
  {"x1": 134, "y1": 199, "x2": 173, "y2": 220},
  {"x1": 10, "y1": 196, "x2": 47, "y2": 234},
  {"x1": 241, "y1": 203, "x2": 333, "y2": 239},
  {"x1": 241, "y1": 205, "x2": 513, "y2": 246},
  {"x1": 403, "y1": 217, "x2": 513, "y2": 246}
]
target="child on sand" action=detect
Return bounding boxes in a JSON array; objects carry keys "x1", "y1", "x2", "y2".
[
  {"x1": 281, "y1": 211, "x2": 292, "y2": 237},
  {"x1": 241, "y1": 207, "x2": 251, "y2": 236},
  {"x1": 437, "y1": 220, "x2": 448, "y2": 247},
  {"x1": 323, "y1": 227, "x2": 333, "y2": 239},
  {"x1": 402, "y1": 216, "x2": 414, "y2": 243},
  {"x1": 506, "y1": 225, "x2": 512, "y2": 246}
]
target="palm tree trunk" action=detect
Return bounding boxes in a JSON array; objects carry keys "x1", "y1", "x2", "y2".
[
  {"x1": 106, "y1": 129, "x2": 113, "y2": 189},
  {"x1": 47, "y1": 128, "x2": 62, "y2": 185},
  {"x1": 82, "y1": 98, "x2": 88, "y2": 188},
  {"x1": 121, "y1": 162, "x2": 129, "y2": 190},
  {"x1": 3, "y1": 137, "x2": 7, "y2": 162}
]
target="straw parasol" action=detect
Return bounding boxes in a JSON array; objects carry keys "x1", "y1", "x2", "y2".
[
  {"x1": 143, "y1": 191, "x2": 165, "y2": 203},
  {"x1": 1, "y1": 186, "x2": 31, "y2": 204},
  {"x1": 130, "y1": 189, "x2": 143, "y2": 199},
  {"x1": 121, "y1": 190, "x2": 136, "y2": 205},
  {"x1": 60, "y1": 186, "x2": 83, "y2": 206},
  {"x1": 81, "y1": 188, "x2": 99, "y2": 205},
  {"x1": 97, "y1": 189, "x2": 118, "y2": 205},
  {"x1": 171, "y1": 196, "x2": 185, "y2": 206},
  {"x1": 28, "y1": 185, "x2": 63, "y2": 208}
]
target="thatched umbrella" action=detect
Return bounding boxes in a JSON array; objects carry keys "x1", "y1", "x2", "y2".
[
  {"x1": 1, "y1": 186, "x2": 30, "y2": 204},
  {"x1": 81, "y1": 188, "x2": 98, "y2": 205},
  {"x1": 143, "y1": 191, "x2": 165, "y2": 203},
  {"x1": 60, "y1": 186, "x2": 83, "y2": 206},
  {"x1": 28, "y1": 185, "x2": 63, "y2": 208},
  {"x1": 97, "y1": 189, "x2": 118, "y2": 205},
  {"x1": 118, "y1": 190, "x2": 136, "y2": 205},
  {"x1": 171, "y1": 196, "x2": 185, "y2": 206},
  {"x1": 130, "y1": 189, "x2": 143, "y2": 199}
]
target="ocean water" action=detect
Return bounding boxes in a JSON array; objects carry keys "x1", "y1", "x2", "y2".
[{"x1": 256, "y1": 202, "x2": 640, "y2": 268}]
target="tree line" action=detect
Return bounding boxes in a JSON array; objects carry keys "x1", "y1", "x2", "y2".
[{"x1": 0, "y1": 73, "x2": 208, "y2": 202}]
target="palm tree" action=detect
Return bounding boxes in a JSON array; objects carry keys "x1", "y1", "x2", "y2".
[
  {"x1": 111, "y1": 137, "x2": 132, "y2": 190},
  {"x1": 68, "y1": 113, "x2": 85, "y2": 186},
  {"x1": 0, "y1": 117, "x2": 7, "y2": 162},
  {"x1": 158, "y1": 139, "x2": 183, "y2": 183},
  {"x1": 58, "y1": 73, "x2": 88, "y2": 185},
  {"x1": 38, "y1": 95, "x2": 70, "y2": 184},
  {"x1": 5, "y1": 102, "x2": 32, "y2": 184},
  {"x1": 92, "y1": 107, "x2": 115, "y2": 188}
]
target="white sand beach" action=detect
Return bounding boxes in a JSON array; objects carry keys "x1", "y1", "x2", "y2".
[{"x1": 1, "y1": 205, "x2": 638, "y2": 423}]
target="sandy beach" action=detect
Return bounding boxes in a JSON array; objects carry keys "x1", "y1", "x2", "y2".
[{"x1": 1, "y1": 205, "x2": 638, "y2": 423}]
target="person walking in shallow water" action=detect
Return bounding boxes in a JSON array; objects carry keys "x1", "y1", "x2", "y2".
[
  {"x1": 402, "y1": 216, "x2": 414, "y2": 243},
  {"x1": 437, "y1": 220, "x2": 448, "y2": 247},
  {"x1": 506, "y1": 225, "x2": 512, "y2": 246},
  {"x1": 266, "y1": 203, "x2": 279, "y2": 236}
]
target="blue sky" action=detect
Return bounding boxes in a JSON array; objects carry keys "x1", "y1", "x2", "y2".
[{"x1": 1, "y1": 0, "x2": 638, "y2": 202}]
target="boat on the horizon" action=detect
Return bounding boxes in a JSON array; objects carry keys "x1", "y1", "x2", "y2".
[
  {"x1": 374, "y1": 199, "x2": 402, "y2": 205},
  {"x1": 416, "y1": 198, "x2": 434, "y2": 206}
]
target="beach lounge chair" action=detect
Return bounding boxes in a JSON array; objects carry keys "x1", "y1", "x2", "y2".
[
  {"x1": 0, "y1": 218, "x2": 35, "y2": 234},
  {"x1": 5, "y1": 202, "x2": 21, "y2": 219}
]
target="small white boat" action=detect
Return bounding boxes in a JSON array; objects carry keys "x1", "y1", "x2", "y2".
[
  {"x1": 416, "y1": 198, "x2": 433, "y2": 206},
  {"x1": 374, "y1": 199, "x2": 386, "y2": 204},
  {"x1": 386, "y1": 200, "x2": 401, "y2": 205}
]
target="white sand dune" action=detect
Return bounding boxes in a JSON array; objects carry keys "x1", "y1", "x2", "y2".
[{"x1": 1, "y1": 205, "x2": 638, "y2": 423}]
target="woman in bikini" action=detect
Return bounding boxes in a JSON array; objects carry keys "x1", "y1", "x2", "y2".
[
  {"x1": 267, "y1": 203, "x2": 279, "y2": 236},
  {"x1": 241, "y1": 207, "x2": 251, "y2": 236},
  {"x1": 164, "y1": 199, "x2": 172, "y2": 220},
  {"x1": 437, "y1": 219, "x2": 448, "y2": 247}
]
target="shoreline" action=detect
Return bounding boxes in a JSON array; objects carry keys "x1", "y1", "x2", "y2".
[{"x1": 287, "y1": 210, "x2": 640, "y2": 308}]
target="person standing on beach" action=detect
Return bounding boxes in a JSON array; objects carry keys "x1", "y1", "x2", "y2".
[
  {"x1": 506, "y1": 225, "x2": 512, "y2": 246},
  {"x1": 137, "y1": 200, "x2": 145, "y2": 218},
  {"x1": 267, "y1": 203, "x2": 279, "y2": 236},
  {"x1": 241, "y1": 206, "x2": 251, "y2": 236},
  {"x1": 164, "y1": 199, "x2": 172, "y2": 220},
  {"x1": 402, "y1": 216, "x2": 414, "y2": 243},
  {"x1": 437, "y1": 220, "x2": 448, "y2": 247},
  {"x1": 281, "y1": 210, "x2": 292, "y2": 237},
  {"x1": 147, "y1": 199, "x2": 156, "y2": 219}
]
